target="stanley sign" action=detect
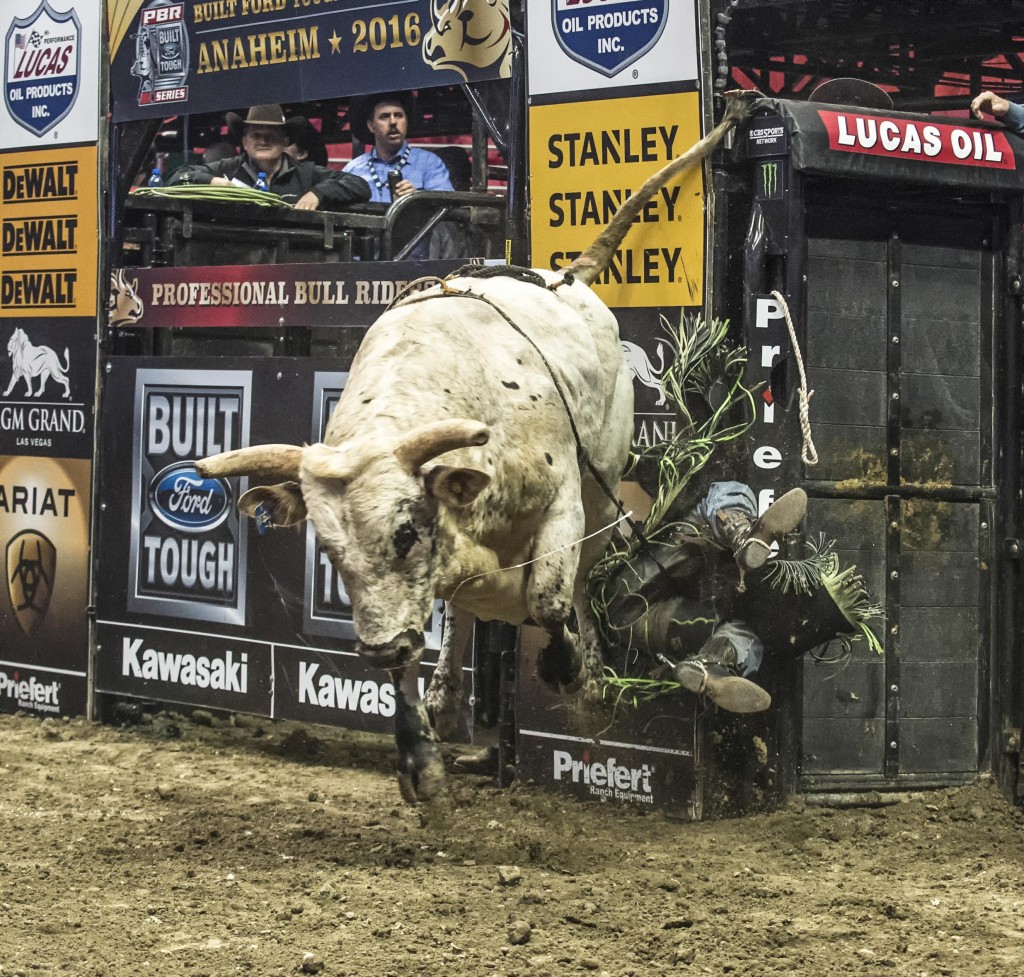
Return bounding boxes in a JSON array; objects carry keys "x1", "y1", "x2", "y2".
[{"x1": 529, "y1": 90, "x2": 705, "y2": 309}]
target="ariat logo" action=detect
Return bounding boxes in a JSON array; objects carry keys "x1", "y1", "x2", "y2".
[
  {"x1": 121, "y1": 636, "x2": 248, "y2": 693},
  {"x1": 552, "y1": 748, "x2": 654, "y2": 803},
  {"x1": 760, "y1": 161, "x2": 781, "y2": 199},
  {"x1": 6, "y1": 528, "x2": 55, "y2": 635}
]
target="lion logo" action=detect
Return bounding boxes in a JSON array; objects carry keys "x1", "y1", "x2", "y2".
[
  {"x1": 422, "y1": 0, "x2": 512, "y2": 81},
  {"x1": 108, "y1": 268, "x2": 144, "y2": 327},
  {"x1": 3, "y1": 328, "x2": 71, "y2": 400}
]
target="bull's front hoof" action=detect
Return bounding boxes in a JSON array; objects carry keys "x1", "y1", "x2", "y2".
[{"x1": 395, "y1": 742, "x2": 446, "y2": 803}]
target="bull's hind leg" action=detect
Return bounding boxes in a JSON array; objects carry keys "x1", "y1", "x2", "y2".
[
  {"x1": 391, "y1": 661, "x2": 445, "y2": 803},
  {"x1": 527, "y1": 490, "x2": 586, "y2": 692},
  {"x1": 424, "y1": 605, "x2": 474, "y2": 740}
]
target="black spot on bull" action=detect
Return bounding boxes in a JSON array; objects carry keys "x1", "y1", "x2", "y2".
[
  {"x1": 545, "y1": 452, "x2": 553, "y2": 466},
  {"x1": 393, "y1": 521, "x2": 420, "y2": 559},
  {"x1": 502, "y1": 380, "x2": 520, "y2": 390}
]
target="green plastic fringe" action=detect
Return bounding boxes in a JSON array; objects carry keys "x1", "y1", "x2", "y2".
[{"x1": 132, "y1": 184, "x2": 293, "y2": 209}]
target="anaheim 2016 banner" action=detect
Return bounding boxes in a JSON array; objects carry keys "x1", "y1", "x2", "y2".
[{"x1": 107, "y1": 0, "x2": 512, "y2": 123}]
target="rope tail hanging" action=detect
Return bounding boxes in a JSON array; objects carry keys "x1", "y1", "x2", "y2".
[{"x1": 770, "y1": 289, "x2": 818, "y2": 466}]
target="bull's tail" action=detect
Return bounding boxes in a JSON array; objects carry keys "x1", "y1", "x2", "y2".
[{"x1": 566, "y1": 94, "x2": 756, "y2": 287}]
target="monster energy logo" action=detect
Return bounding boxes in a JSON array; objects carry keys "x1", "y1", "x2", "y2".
[{"x1": 760, "y1": 162, "x2": 782, "y2": 199}]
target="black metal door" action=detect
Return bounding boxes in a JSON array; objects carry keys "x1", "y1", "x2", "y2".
[{"x1": 799, "y1": 206, "x2": 998, "y2": 790}]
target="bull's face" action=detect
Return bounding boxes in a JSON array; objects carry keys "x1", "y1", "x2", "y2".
[
  {"x1": 197, "y1": 420, "x2": 490, "y2": 670},
  {"x1": 301, "y1": 450, "x2": 441, "y2": 668}
]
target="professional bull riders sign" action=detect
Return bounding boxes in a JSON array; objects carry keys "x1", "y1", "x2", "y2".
[
  {"x1": 107, "y1": 261, "x2": 459, "y2": 330},
  {"x1": 107, "y1": 0, "x2": 512, "y2": 123}
]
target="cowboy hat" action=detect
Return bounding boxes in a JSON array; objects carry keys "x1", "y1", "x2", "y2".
[
  {"x1": 347, "y1": 91, "x2": 415, "y2": 144},
  {"x1": 241, "y1": 104, "x2": 287, "y2": 127}
]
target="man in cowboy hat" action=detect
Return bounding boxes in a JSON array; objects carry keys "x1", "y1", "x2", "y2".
[
  {"x1": 168, "y1": 104, "x2": 370, "y2": 210},
  {"x1": 343, "y1": 92, "x2": 454, "y2": 203}
]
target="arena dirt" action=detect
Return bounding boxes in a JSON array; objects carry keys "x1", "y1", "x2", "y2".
[{"x1": 1, "y1": 711, "x2": 1022, "y2": 977}]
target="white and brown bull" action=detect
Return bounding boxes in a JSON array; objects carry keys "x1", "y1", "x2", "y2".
[{"x1": 197, "y1": 98, "x2": 751, "y2": 802}]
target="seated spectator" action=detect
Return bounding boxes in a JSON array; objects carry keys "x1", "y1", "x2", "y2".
[
  {"x1": 168, "y1": 104, "x2": 369, "y2": 211},
  {"x1": 284, "y1": 115, "x2": 329, "y2": 166},
  {"x1": 344, "y1": 92, "x2": 453, "y2": 203},
  {"x1": 202, "y1": 140, "x2": 237, "y2": 164}
]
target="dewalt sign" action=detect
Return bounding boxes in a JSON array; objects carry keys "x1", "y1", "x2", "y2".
[
  {"x1": 529, "y1": 90, "x2": 705, "y2": 308},
  {"x1": 0, "y1": 145, "x2": 97, "y2": 317}
]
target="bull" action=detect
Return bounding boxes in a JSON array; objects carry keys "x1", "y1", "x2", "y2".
[{"x1": 197, "y1": 98, "x2": 751, "y2": 802}]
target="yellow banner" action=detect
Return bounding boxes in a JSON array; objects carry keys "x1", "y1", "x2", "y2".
[
  {"x1": 0, "y1": 145, "x2": 98, "y2": 318},
  {"x1": 529, "y1": 91, "x2": 705, "y2": 308}
]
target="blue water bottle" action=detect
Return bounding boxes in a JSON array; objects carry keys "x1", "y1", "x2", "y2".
[
  {"x1": 255, "y1": 171, "x2": 269, "y2": 191},
  {"x1": 147, "y1": 166, "x2": 163, "y2": 187}
]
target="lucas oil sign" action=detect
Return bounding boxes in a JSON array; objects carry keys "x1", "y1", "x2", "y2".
[
  {"x1": 4, "y1": 0, "x2": 80, "y2": 138},
  {"x1": 127, "y1": 369, "x2": 251, "y2": 625},
  {"x1": 552, "y1": 0, "x2": 667, "y2": 77}
]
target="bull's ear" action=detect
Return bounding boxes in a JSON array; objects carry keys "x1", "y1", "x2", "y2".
[
  {"x1": 301, "y1": 442, "x2": 357, "y2": 482},
  {"x1": 424, "y1": 466, "x2": 490, "y2": 508},
  {"x1": 238, "y1": 482, "x2": 307, "y2": 529}
]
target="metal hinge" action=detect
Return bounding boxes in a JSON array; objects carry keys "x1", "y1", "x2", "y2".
[{"x1": 1004, "y1": 538, "x2": 1021, "y2": 558}]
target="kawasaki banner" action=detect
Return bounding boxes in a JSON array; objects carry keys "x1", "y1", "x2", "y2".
[{"x1": 107, "y1": 0, "x2": 512, "y2": 123}]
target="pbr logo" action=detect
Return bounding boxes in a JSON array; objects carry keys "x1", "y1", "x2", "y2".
[
  {"x1": 6, "y1": 528, "x2": 55, "y2": 635},
  {"x1": 4, "y1": 0, "x2": 81, "y2": 138},
  {"x1": 128, "y1": 369, "x2": 251, "y2": 624},
  {"x1": 553, "y1": 0, "x2": 667, "y2": 77},
  {"x1": 131, "y1": 0, "x2": 189, "y2": 108}
]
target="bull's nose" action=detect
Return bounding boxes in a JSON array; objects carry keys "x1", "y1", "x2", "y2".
[{"x1": 357, "y1": 629, "x2": 423, "y2": 669}]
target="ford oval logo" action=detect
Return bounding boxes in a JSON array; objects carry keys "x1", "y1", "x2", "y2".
[{"x1": 148, "y1": 462, "x2": 233, "y2": 534}]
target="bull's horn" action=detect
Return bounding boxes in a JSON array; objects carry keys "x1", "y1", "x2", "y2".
[
  {"x1": 197, "y1": 444, "x2": 302, "y2": 481},
  {"x1": 567, "y1": 93, "x2": 755, "y2": 287},
  {"x1": 302, "y1": 442, "x2": 358, "y2": 481},
  {"x1": 395, "y1": 420, "x2": 489, "y2": 472}
]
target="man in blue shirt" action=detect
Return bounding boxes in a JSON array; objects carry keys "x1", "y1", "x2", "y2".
[
  {"x1": 344, "y1": 92, "x2": 454, "y2": 203},
  {"x1": 971, "y1": 91, "x2": 1024, "y2": 136}
]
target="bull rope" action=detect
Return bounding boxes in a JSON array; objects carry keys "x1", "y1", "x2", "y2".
[
  {"x1": 445, "y1": 509, "x2": 634, "y2": 606},
  {"x1": 770, "y1": 289, "x2": 818, "y2": 466}
]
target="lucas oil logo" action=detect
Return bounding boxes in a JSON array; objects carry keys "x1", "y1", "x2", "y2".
[
  {"x1": 4, "y1": 0, "x2": 81, "y2": 138},
  {"x1": 131, "y1": 0, "x2": 189, "y2": 108},
  {"x1": 553, "y1": 0, "x2": 667, "y2": 77},
  {"x1": 128, "y1": 369, "x2": 250, "y2": 624}
]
